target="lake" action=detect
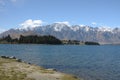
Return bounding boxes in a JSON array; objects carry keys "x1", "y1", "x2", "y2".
[{"x1": 0, "y1": 44, "x2": 120, "y2": 80}]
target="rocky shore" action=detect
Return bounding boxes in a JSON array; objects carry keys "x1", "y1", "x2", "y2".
[{"x1": 0, "y1": 56, "x2": 82, "y2": 80}]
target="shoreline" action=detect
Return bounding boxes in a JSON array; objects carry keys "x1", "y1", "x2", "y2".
[{"x1": 0, "y1": 56, "x2": 82, "y2": 80}]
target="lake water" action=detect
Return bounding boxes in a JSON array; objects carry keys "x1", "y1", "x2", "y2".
[{"x1": 0, "y1": 44, "x2": 120, "y2": 80}]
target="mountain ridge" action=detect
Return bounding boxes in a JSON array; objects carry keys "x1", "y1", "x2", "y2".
[{"x1": 0, "y1": 23, "x2": 120, "y2": 44}]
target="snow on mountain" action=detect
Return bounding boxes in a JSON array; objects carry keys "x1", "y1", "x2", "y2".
[
  {"x1": 55, "y1": 21, "x2": 70, "y2": 26},
  {"x1": 50, "y1": 22, "x2": 70, "y2": 32},
  {"x1": 97, "y1": 27, "x2": 113, "y2": 32},
  {"x1": 18, "y1": 19, "x2": 42, "y2": 30},
  {"x1": 0, "y1": 20, "x2": 120, "y2": 44},
  {"x1": 71, "y1": 25, "x2": 80, "y2": 31},
  {"x1": 17, "y1": 20, "x2": 114, "y2": 33}
]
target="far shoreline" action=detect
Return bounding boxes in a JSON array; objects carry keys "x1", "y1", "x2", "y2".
[{"x1": 0, "y1": 35, "x2": 100, "y2": 45}]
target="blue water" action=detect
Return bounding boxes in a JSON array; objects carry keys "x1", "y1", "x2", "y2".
[{"x1": 0, "y1": 44, "x2": 120, "y2": 80}]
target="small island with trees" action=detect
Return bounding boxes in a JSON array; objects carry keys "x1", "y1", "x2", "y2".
[{"x1": 0, "y1": 35, "x2": 100, "y2": 45}]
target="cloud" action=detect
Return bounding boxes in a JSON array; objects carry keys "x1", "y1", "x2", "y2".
[
  {"x1": 19, "y1": 19, "x2": 43, "y2": 29},
  {"x1": 0, "y1": 28, "x2": 5, "y2": 33},
  {"x1": 79, "y1": 24, "x2": 85, "y2": 27},
  {"x1": 91, "y1": 22, "x2": 97, "y2": 25},
  {"x1": 0, "y1": 0, "x2": 20, "y2": 6},
  {"x1": 55, "y1": 21, "x2": 70, "y2": 26}
]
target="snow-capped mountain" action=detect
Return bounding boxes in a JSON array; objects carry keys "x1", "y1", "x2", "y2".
[{"x1": 0, "y1": 22, "x2": 120, "y2": 44}]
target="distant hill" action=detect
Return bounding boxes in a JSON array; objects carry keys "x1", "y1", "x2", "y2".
[{"x1": 0, "y1": 22, "x2": 120, "y2": 44}]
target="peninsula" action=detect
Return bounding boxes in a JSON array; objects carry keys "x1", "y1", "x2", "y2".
[{"x1": 0, "y1": 35, "x2": 100, "y2": 45}]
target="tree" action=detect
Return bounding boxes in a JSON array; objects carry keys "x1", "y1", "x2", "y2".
[{"x1": 18, "y1": 35, "x2": 62, "y2": 44}]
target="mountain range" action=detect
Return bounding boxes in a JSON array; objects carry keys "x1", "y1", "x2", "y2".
[{"x1": 0, "y1": 22, "x2": 120, "y2": 44}]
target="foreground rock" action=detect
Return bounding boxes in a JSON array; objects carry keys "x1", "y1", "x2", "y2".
[{"x1": 0, "y1": 56, "x2": 82, "y2": 80}]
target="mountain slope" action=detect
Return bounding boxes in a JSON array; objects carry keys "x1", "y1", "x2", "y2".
[{"x1": 0, "y1": 23, "x2": 120, "y2": 44}]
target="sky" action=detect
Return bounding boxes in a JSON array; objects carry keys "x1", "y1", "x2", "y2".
[{"x1": 0, "y1": 0, "x2": 120, "y2": 32}]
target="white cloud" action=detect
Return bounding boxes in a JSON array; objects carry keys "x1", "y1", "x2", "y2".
[
  {"x1": 0, "y1": 28, "x2": 5, "y2": 33},
  {"x1": 79, "y1": 24, "x2": 85, "y2": 27},
  {"x1": 0, "y1": 0, "x2": 20, "y2": 6},
  {"x1": 55, "y1": 21, "x2": 70, "y2": 26},
  {"x1": 91, "y1": 22, "x2": 97, "y2": 25},
  {"x1": 19, "y1": 19, "x2": 43, "y2": 29}
]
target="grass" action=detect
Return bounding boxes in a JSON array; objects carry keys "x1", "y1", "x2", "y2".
[
  {"x1": 0, "y1": 58, "x2": 35, "y2": 80},
  {"x1": 61, "y1": 74, "x2": 80, "y2": 80},
  {"x1": 40, "y1": 69, "x2": 55, "y2": 74},
  {"x1": 0, "y1": 58, "x2": 15, "y2": 65},
  {"x1": 0, "y1": 57, "x2": 81, "y2": 80},
  {"x1": 0, "y1": 69, "x2": 26, "y2": 80},
  {"x1": 0, "y1": 66, "x2": 35, "y2": 80}
]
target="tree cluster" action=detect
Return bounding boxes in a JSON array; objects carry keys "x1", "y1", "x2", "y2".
[
  {"x1": 0, "y1": 35, "x2": 62, "y2": 44},
  {"x1": 0, "y1": 35, "x2": 18, "y2": 43},
  {"x1": 85, "y1": 41, "x2": 100, "y2": 45}
]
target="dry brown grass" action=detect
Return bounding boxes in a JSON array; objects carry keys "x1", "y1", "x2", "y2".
[{"x1": 0, "y1": 57, "x2": 81, "y2": 80}]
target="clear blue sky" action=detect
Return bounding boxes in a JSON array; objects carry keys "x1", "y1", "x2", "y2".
[{"x1": 0, "y1": 0, "x2": 120, "y2": 32}]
